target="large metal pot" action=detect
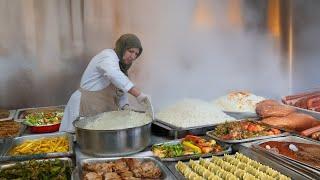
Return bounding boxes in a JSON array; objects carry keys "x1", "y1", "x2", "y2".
[{"x1": 73, "y1": 117, "x2": 151, "y2": 156}]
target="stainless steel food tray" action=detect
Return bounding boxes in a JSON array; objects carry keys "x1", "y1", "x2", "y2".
[
  {"x1": 78, "y1": 157, "x2": 176, "y2": 180},
  {"x1": 0, "y1": 122, "x2": 25, "y2": 144},
  {"x1": 152, "y1": 119, "x2": 226, "y2": 139},
  {"x1": 151, "y1": 139, "x2": 231, "y2": 161},
  {"x1": 206, "y1": 120, "x2": 290, "y2": 143},
  {"x1": 0, "y1": 132, "x2": 73, "y2": 162},
  {"x1": 0, "y1": 110, "x2": 16, "y2": 121},
  {"x1": 291, "y1": 105, "x2": 320, "y2": 120},
  {"x1": 280, "y1": 95, "x2": 320, "y2": 120},
  {"x1": 14, "y1": 105, "x2": 65, "y2": 120},
  {"x1": 167, "y1": 158, "x2": 205, "y2": 180},
  {"x1": 251, "y1": 135, "x2": 320, "y2": 172},
  {"x1": 167, "y1": 153, "x2": 304, "y2": 180},
  {"x1": 223, "y1": 111, "x2": 258, "y2": 119},
  {"x1": 0, "y1": 157, "x2": 73, "y2": 179},
  {"x1": 0, "y1": 157, "x2": 73, "y2": 168},
  {"x1": 239, "y1": 144, "x2": 315, "y2": 180}
]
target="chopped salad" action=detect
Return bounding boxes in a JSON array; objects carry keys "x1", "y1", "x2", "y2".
[{"x1": 24, "y1": 111, "x2": 63, "y2": 126}]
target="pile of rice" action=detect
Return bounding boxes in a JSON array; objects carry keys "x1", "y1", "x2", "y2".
[
  {"x1": 83, "y1": 111, "x2": 151, "y2": 130},
  {"x1": 212, "y1": 91, "x2": 265, "y2": 113},
  {"x1": 156, "y1": 99, "x2": 235, "y2": 128}
]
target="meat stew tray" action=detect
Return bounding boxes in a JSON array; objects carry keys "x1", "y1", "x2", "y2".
[
  {"x1": 79, "y1": 157, "x2": 175, "y2": 180},
  {"x1": 251, "y1": 135, "x2": 320, "y2": 172}
]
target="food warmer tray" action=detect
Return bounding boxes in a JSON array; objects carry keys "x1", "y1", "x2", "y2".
[
  {"x1": 0, "y1": 132, "x2": 73, "y2": 162},
  {"x1": 77, "y1": 157, "x2": 176, "y2": 180},
  {"x1": 240, "y1": 144, "x2": 316, "y2": 180},
  {"x1": 0, "y1": 122, "x2": 26, "y2": 144},
  {"x1": 290, "y1": 104, "x2": 320, "y2": 120},
  {"x1": 236, "y1": 139, "x2": 320, "y2": 179},
  {"x1": 206, "y1": 121, "x2": 290, "y2": 144},
  {"x1": 0, "y1": 110, "x2": 16, "y2": 121},
  {"x1": 251, "y1": 135, "x2": 320, "y2": 172},
  {"x1": 280, "y1": 95, "x2": 320, "y2": 120},
  {"x1": 223, "y1": 111, "x2": 258, "y2": 119},
  {"x1": 0, "y1": 157, "x2": 73, "y2": 179},
  {"x1": 167, "y1": 150, "x2": 310, "y2": 180},
  {"x1": 152, "y1": 119, "x2": 221, "y2": 139},
  {"x1": 152, "y1": 139, "x2": 232, "y2": 162},
  {"x1": 14, "y1": 105, "x2": 65, "y2": 120}
]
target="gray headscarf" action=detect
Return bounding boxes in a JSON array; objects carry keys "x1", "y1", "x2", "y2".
[{"x1": 114, "y1": 34, "x2": 143, "y2": 76}]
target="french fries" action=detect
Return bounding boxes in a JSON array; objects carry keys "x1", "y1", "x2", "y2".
[{"x1": 9, "y1": 136, "x2": 69, "y2": 155}]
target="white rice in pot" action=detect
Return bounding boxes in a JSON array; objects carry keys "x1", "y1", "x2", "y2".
[{"x1": 81, "y1": 111, "x2": 151, "y2": 130}]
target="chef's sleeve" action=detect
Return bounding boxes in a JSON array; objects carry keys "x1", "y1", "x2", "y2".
[{"x1": 97, "y1": 56, "x2": 134, "y2": 92}]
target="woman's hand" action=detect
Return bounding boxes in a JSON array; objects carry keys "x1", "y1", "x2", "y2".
[{"x1": 136, "y1": 93, "x2": 149, "y2": 105}]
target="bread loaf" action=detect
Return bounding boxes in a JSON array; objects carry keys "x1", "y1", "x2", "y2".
[{"x1": 261, "y1": 112, "x2": 320, "y2": 132}]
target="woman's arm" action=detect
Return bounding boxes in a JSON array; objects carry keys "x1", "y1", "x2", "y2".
[
  {"x1": 97, "y1": 52, "x2": 134, "y2": 92},
  {"x1": 128, "y1": 86, "x2": 141, "y2": 97}
]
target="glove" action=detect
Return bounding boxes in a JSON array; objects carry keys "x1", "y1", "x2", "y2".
[
  {"x1": 121, "y1": 104, "x2": 130, "y2": 111},
  {"x1": 137, "y1": 93, "x2": 154, "y2": 119},
  {"x1": 136, "y1": 93, "x2": 149, "y2": 105}
]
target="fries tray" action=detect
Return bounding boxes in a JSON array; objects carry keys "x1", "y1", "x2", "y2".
[{"x1": 0, "y1": 132, "x2": 73, "y2": 162}]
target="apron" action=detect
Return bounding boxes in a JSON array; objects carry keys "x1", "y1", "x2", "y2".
[{"x1": 79, "y1": 84, "x2": 124, "y2": 117}]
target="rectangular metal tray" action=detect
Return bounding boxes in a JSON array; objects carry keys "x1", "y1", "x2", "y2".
[
  {"x1": 0, "y1": 132, "x2": 74, "y2": 162},
  {"x1": 0, "y1": 157, "x2": 73, "y2": 179},
  {"x1": 291, "y1": 105, "x2": 320, "y2": 120},
  {"x1": 167, "y1": 153, "x2": 304, "y2": 180},
  {"x1": 0, "y1": 121, "x2": 25, "y2": 144},
  {"x1": 152, "y1": 119, "x2": 226, "y2": 139},
  {"x1": 206, "y1": 121, "x2": 290, "y2": 143},
  {"x1": 14, "y1": 105, "x2": 65, "y2": 120},
  {"x1": 151, "y1": 139, "x2": 232, "y2": 161},
  {"x1": 280, "y1": 95, "x2": 320, "y2": 120},
  {"x1": 78, "y1": 157, "x2": 176, "y2": 180},
  {"x1": 0, "y1": 110, "x2": 16, "y2": 121},
  {"x1": 0, "y1": 157, "x2": 73, "y2": 168},
  {"x1": 239, "y1": 145, "x2": 315, "y2": 180},
  {"x1": 223, "y1": 111, "x2": 258, "y2": 119},
  {"x1": 235, "y1": 141, "x2": 320, "y2": 179},
  {"x1": 251, "y1": 135, "x2": 320, "y2": 172}
]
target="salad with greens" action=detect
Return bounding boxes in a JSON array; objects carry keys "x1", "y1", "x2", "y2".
[{"x1": 24, "y1": 111, "x2": 63, "y2": 126}]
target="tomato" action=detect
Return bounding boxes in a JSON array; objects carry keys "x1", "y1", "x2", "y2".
[
  {"x1": 247, "y1": 124, "x2": 264, "y2": 132},
  {"x1": 266, "y1": 130, "x2": 275, "y2": 135},
  {"x1": 241, "y1": 122, "x2": 250, "y2": 129},
  {"x1": 271, "y1": 128, "x2": 281, "y2": 134},
  {"x1": 220, "y1": 134, "x2": 235, "y2": 140},
  {"x1": 247, "y1": 124, "x2": 257, "y2": 132}
]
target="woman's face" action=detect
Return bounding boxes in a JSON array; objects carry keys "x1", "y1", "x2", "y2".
[{"x1": 122, "y1": 48, "x2": 140, "y2": 65}]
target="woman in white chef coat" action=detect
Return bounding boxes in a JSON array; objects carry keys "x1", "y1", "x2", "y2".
[{"x1": 60, "y1": 34, "x2": 149, "y2": 132}]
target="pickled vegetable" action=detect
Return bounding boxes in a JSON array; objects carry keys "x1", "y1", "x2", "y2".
[{"x1": 0, "y1": 159, "x2": 72, "y2": 180}]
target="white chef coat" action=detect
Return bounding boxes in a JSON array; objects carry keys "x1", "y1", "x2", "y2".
[{"x1": 60, "y1": 49, "x2": 134, "y2": 132}]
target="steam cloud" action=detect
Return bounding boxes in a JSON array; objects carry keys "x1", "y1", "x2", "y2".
[
  {"x1": 3, "y1": 0, "x2": 309, "y2": 110},
  {"x1": 128, "y1": 1, "x2": 288, "y2": 111}
]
